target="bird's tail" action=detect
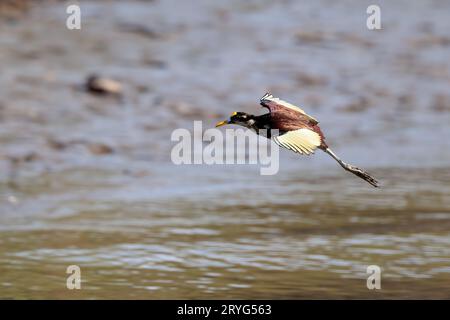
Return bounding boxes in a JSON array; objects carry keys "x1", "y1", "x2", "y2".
[{"x1": 324, "y1": 148, "x2": 379, "y2": 187}]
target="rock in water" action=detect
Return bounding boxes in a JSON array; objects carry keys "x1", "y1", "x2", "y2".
[{"x1": 85, "y1": 74, "x2": 123, "y2": 96}]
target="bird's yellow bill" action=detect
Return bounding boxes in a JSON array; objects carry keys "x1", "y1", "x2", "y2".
[{"x1": 215, "y1": 120, "x2": 228, "y2": 127}]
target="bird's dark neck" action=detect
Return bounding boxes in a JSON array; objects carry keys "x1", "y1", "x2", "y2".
[{"x1": 249, "y1": 113, "x2": 272, "y2": 138}]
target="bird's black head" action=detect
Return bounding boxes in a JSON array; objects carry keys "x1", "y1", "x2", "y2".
[{"x1": 216, "y1": 112, "x2": 256, "y2": 129}]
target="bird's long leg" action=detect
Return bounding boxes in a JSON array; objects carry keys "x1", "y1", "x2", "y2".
[{"x1": 324, "y1": 148, "x2": 379, "y2": 187}]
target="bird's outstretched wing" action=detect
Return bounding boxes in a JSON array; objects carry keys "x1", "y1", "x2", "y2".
[
  {"x1": 260, "y1": 93, "x2": 318, "y2": 124},
  {"x1": 273, "y1": 128, "x2": 321, "y2": 155}
]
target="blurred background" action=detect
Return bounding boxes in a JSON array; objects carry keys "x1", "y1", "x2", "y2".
[{"x1": 1, "y1": 0, "x2": 450, "y2": 299}]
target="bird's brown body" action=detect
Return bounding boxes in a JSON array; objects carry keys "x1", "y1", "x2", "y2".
[
  {"x1": 259, "y1": 94, "x2": 330, "y2": 151},
  {"x1": 266, "y1": 111, "x2": 328, "y2": 149},
  {"x1": 216, "y1": 93, "x2": 379, "y2": 187}
]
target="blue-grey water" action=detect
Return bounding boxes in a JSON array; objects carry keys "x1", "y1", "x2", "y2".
[{"x1": 0, "y1": 0, "x2": 450, "y2": 298}]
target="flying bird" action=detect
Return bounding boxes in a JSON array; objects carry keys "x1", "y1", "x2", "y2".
[{"x1": 216, "y1": 93, "x2": 379, "y2": 187}]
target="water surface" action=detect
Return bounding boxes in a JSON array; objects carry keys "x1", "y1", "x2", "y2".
[{"x1": 1, "y1": 0, "x2": 450, "y2": 299}]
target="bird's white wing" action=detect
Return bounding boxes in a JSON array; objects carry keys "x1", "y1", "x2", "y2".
[{"x1": 273, "y1": 128, "x2": 321, "y2": 155}]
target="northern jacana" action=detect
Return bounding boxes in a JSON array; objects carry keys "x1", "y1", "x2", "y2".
[{"x1": 216, "y1": 93, "x2": 379, "y2": 187}]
